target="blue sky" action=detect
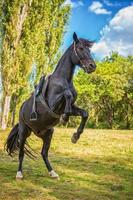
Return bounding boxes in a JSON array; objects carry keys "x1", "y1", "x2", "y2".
[{"x1": 63, "y1": 0, "x2": 133, "y2": 59}]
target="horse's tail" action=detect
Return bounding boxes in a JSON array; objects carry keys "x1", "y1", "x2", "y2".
[
  {"x1": 5, "y1": 123, "x2": 36, "y2": 159},
  {"x1": 5, "y1": 123, "x2": 19, "y2": 156}
]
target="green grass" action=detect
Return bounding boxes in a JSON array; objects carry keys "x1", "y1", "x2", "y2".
[{"x1": 0, "y1": 128, "x2": 133, "y2": 200}]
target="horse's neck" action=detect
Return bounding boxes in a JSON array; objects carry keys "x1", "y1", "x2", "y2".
[{"x1": 52, "y1": 47, "x2": 75, "y2": 82}]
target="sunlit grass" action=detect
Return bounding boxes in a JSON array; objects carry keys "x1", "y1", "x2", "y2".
[{"x1": 0, "y1": 128, "x2": 133, "y2": 200}]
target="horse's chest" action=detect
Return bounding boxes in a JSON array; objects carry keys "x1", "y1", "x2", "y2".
[{"x1": 36, "y1": 101, "x2": 60, "y2": 125}]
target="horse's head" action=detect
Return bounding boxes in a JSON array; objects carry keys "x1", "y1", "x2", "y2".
[{"x1": 71, "y1": 32, "x2": 96, "y2": 74}]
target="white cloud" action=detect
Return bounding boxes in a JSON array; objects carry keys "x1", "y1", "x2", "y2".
[
  {"x1": 103, "y1": 0, "x2": 113, "y2": 6},
  {"x1": 63, "y1": 0, "x2": 84, "y2": 8},
  {"x1": 88, "y1": 1, "x2": 111, "y2": 15},
  {"x1": 103, "y1": 0, "x2": 121, "y2": 7},
  {"x1": 92, "y1": 6, "x2": 133, "y2": 59}
]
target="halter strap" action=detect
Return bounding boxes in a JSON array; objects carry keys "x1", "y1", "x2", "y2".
[
  {"x1": 74, "y1": 42, "x2": 78, "y2": 57},
  {"x1": 73, "y1": 42, "x2": 88, "y2": 73}
]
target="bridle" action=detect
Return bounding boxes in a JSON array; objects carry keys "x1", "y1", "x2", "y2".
[{"x1": 73, "y1": 41, "x2": 88, "y2": 73}]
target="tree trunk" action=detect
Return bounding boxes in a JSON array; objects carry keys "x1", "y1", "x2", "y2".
[
  {"x1": 11, "y1": 95, "x2": 17, "y2": 127},
  {"x1": 107, "y1": 110, "x2": 113, "y2": 128},
  {"x1": 125, "y1": 93, "x2": 130, "y2": 129},
  {"x1": 1, "y1": 96, "x2": 11, "y2": 129}
]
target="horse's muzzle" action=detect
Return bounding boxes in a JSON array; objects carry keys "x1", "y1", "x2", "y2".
[{"x1": 86, "y1": 63, "x2": 96, "y2": 74}]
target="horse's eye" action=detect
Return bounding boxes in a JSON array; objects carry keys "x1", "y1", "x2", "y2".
[{"x1": 79, "y1": 47, "x2": 84, "y2": 51}]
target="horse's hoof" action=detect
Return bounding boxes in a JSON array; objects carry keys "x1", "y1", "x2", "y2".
[
  {"x1": 71, "y1": 133, "x2": 79, "y2": 144},
  {"x1": 49, "y1": 170, "x2": 59, "y2": 179},
  {"x1": 71, "y1": 136, "x2": 77, "y2": 143},
  {"x1": 16, "y1": 171, "x2": 23, "y2": 180}
]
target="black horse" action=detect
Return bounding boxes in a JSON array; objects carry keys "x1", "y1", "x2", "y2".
[{"x1": 5, "y1": 33, "x2": 96, "y2": 179}]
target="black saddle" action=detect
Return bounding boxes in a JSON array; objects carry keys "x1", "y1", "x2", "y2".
[
  {"x1": 35, "y1": 75, "x2": 46, "y2": 97},
  {"x1": 30, "y1": 75, "x2": 46, "y2": 121}
]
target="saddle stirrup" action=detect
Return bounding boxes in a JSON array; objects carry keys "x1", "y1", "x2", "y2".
[{"x1": 30, "y1": 92, "x2": 38, "y2": 121}]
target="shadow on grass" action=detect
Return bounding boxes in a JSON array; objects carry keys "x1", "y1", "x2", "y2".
[{"x1": 0, "y1": 140, "x2": 133, "y2": 200}]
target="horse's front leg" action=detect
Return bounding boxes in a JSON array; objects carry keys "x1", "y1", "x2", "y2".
[
  {"x1": 60, "y1": 113, "x2": 69, "y2": 125},
  {"x1": 70, "y1": 105, "x2": 88, "y2": 143},
  {"x1": 64, "y1": 90, "x2": 73, "y2": 114}
]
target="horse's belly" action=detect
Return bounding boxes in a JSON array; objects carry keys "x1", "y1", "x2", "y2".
[{"x1": 31, "y1": 117, "x2": 59, "y2": 132}]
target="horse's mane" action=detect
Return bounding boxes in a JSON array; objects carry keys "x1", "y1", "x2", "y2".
[
  {"x1": 79, "y1": 38, "x2": 94, "y2": 48},
  {"x1": 53, "y1": 43, "x2": 73, "y2": 72}
]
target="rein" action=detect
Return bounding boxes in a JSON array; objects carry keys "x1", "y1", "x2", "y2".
[{"x1": 73, "y1": 42, "x2": 88, "y2": 73}]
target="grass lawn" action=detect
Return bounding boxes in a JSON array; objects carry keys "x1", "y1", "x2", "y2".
[{"x1": 0, "y1": 128, "x2": 133, "y2": 200}]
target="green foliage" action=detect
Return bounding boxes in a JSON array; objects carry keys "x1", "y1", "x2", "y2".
[
  {"x1": 0, "y1": 0, "x2": 70, "y2": 126},
  {"x1": 73, "y1": 53, "x2": 133, "y2": 129},
  {"x1": 0, "y1": 1, "x2": 132, "y2": 130}
]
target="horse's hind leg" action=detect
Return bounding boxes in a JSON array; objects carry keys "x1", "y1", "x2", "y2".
[
  {"x1": 16, "y1": 122, "x2": 30, "y2": 179},
  {"x1": 41, "y1": 128, "x2": 59, "y2": 179}
]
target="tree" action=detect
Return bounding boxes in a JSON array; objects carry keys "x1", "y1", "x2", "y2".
[
  {"x1": 73, "y1": 53, "x2": 133, "y2": 129},
  {"x1": 0, "y1": 0, "x2": 70, "y2": 128},
  {"x1": 0, "y1": 0, "x2": 29, "y2": 128}
]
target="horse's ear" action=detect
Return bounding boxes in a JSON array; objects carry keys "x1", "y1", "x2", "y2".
[{"x1": 73, "y1": 32, "x2": 79, "y2": 43}]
